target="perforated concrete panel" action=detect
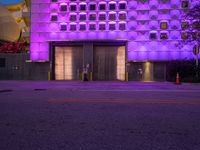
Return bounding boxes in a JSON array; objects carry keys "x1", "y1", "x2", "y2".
[{"x1": 30, "y1": 0, "x2": 199, "y2": 61}]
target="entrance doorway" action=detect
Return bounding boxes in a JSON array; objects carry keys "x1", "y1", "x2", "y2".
[
  {"x1": 54, "y1": 46, "x2": 83, "y2": 80},
  {"x1": 93, "y1": 46, "x2": 125, "y2": 81}
]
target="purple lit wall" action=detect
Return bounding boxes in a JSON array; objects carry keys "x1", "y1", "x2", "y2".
[{"x1": 30, "y1": 0, "x2": 199, "y2": 61}]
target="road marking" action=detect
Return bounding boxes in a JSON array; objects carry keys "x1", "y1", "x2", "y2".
[{"x1": 48, "y1": 98, "x2": 200, "y2": 105}]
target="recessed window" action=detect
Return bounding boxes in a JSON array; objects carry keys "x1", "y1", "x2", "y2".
[
  {"x1": 70, "y1": 15, "x2": 76, "y2": 21},
  {"x1": 160, "y1": 22, "x2": 168, "y2": 29},
  {"x1": 192, "y1": 32, "x2": 199, "y2": 39},
  {"x1": 51, "y1": 0, "x2": 57, "y2": 2},
  {"x1": 119, "y1": 13, "x2": 126, "y2": 20},
  {"x1": 99, "y1": 4, "x2": 106, "y2": 11},
  {"x1": 160, "y1": 32, "x2": 168, "y2": 40},
  {"x1": 80, "y1": 5, "x2": 86, "y2": 11},
  {"x1": 51, "y1": 15, "x2": 58, "y2": 21},
  {"x1": 70, "y1": 5, "x2": 76, "y2": 11},
  {"x1": 149, "y1": 32, "x2": 157, "y2": 40},
  {"x1": 182, "y1": 1, "x2": 189, "y2": 9},
  {"x1": 119, "y1": 23, "x2": 126, "y2": 30},
  {"x1": 80, "y1": 24, "x2": 86, "y2": 31},
  {"x1": 70, "y1": 0, "x2": 76, "y2": 1},
  {"x1": 89, "y1": 4, "x2": 96, "y2": 11},
  {"x1": 89, "y1": 14, "x2": 96, "y2": 20},
  {"x1": 109, "y1": 3, "x2": 116, "y2": 10},
  {"x1": 99, "y1": 14, "x2": 106, "y2": 21},
  {"x1": 80, "y1": 14, "x2": 86, "y2": 21},
  {"x1": 109, "y1": 14, "x2": 116, "y2": 21},
  {"x1": 89, "y1": 24, "x2": 96, "y2": 30},
  {"x1": 60, "y1": 4, "x2": 67, "y2": 12},
  {"x1": 60, "y1": 24, "x2": 67, "y2": 31},
  {"x1": 192, "y1": 21, "x2": 200, "y2": 29},
  {"x1": 70, "y1": 24, "x2": 76, "y2": 31},
  {"x1": 119, "y1": 3, "x2": 126, "y2": 10},
  {"x1": 109, "y1": 23, "x2": 116, "y2": 30},
  {"x1": 181, "y1": 22, "x2": 189, "y2": 29},
  {"x1": 181, "y1": 32, "x2": 189, "y2": 39},
  {"x1": 99, "y1": 24, "x2": 106, "y2": 30},
  {"x1": 0, "y1": 58, "x2": 5, "y2": 68}
]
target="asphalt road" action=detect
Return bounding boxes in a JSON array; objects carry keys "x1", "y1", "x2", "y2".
[{"x1": 0, "y1": 81, "x2": 200, "y2": 150}]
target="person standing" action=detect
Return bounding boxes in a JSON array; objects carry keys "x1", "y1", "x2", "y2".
[{"x1": 83, "y1": 65, "x2": 88, "y2": 81}]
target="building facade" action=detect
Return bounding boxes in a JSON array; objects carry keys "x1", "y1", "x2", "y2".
[{"x1": 30, "y1": 0, "x2": 199, "y2": 81}]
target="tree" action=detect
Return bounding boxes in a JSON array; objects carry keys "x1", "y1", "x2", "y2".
[
  {"x1": 181, "y1": 2, "x2": 200, "y2": 47},
  {"x1": 180, "y1": 2, "x2": 200, "y2": 81}
]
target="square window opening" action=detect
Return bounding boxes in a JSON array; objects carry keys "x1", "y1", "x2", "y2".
[
  {"x1": 70, "y1": 5, "x2": 77, "y2": 11},
  {"x1": 181, "y1": 22, "x2": 189, "y2": 29},
  {"x1": 60, "y1": 24, "x2": 67, "y2": 31},
  {"x1": 181, "y1": 32, "x2": 189, "y2": 39},
  {"x1": 109, "y1": 4, "x2": 116, "y2": 10},
  {"x1": 80, "y1": 5, "x2": 86, "y2": 11},
  {"x1": 89, "y1": 24, "x2": 96, "y2": 30},
  {"x1": 182, "y1": 1, "x2": 189, "y2": 9},
  {"x1": 119, "y1": 24, "x2": 126, "y2": 30},
  {"x1": 80, "y1": 24, "x2": 86, "y2": 31},
  {"x1": 99, "y1": 4, "x2": 106, "y2": 11},
  {"x1": 89, "y1": 14, "x2": 96, "y2": 20},
  {"x1": 119, "y1": 3, "x2": 126, "y2": 10},
  {"x1": 70, "y1": 15, "x2": 77, "y2": 21},
  {"x1": 70, "y1": 25, "x2": 76, "y2": 31},
  {"x1": 51, "y1": 15, "x2": 58, "y2": 21},
  {"x1": 60, "y1": 5, "x2": 67, "y2": 11},
  {"x1": 149, "y1": 33, "x2": 157, "y2": 40},
  {"x1": 160, "y1": 33, "x2": 168, "y2": 40},
  {"x1": 99, "y1": 24, "x2": 106, "y2": 30},
  {"x1": 90, "y1": 4, "x2": 96, "y2": 11},
  {"x1": 99, "y1": 14, "x2": 106, "y2": 20},
  {"x1": 109, "y1": 24, "x2": 116, "y2": 30},
  {"x1": 109, "y1": 14, "x2": 116, "y2": 21},
  {"x1": 160, "y1": 22, "x2": 168, "y2": 29},
  {"x1": 80, "y1": 14, "x2": 86, "y2": 21},
  {"x1": 119, "y1": 13, "x2": 126, "y2": 20}
]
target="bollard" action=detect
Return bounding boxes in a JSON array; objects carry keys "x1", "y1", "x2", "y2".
[
  {"x1": 125, "y1": 72, "x2": 128, "y2": 82},
  {"x1": 90, "y1": 72, "x2": 93, "y2": 81},
  {"x1": 82, "y1": 72, "x2": 84, "y2": 81},
  {"x1": 48, "y1": 71, "x2": 51, "y2": 81}
]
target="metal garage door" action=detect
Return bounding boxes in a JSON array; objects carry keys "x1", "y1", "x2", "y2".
[
  {"x1": 93, "y1": 46, "x2": 125, "y2": 81},
  {"x1": 55, "y1": 46, "x2": 83, "y2": 80}
]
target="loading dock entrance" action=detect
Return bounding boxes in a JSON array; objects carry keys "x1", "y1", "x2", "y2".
[
  {"x1": 54, "y1": 46, "x2": 83, "y2": 80},
  {"x1": 93, "y1": 46, "x2": 125, "y2": 80},
  {"x1": 50, "y1": 41, "x2": 126, "y2": 81}
]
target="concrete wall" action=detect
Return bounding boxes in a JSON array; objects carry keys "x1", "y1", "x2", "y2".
[
  {"x1": 0, "y1": 53, "x2": 49, "y2": 80},
  {"x1": 0, "y1": 53, "x2": 167, "y2": 81},
  {"x1": 127, "y1": 62, "x2": 167, "y2": 81}
]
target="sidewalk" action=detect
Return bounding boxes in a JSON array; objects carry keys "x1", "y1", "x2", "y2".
[{"x1": 0, "y1": 80, "x2": 200, "y2": 91}]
